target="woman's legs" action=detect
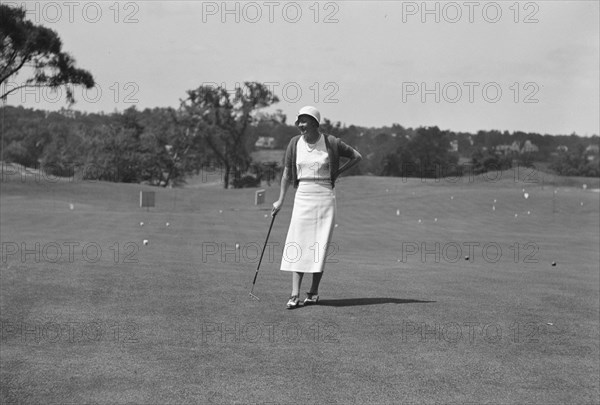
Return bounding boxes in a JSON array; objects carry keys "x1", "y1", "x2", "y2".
[
  {"x1": 291, "y1": 272, "x2": 304, "y2": 296},
  {"x1": 292, "y1": 271, "x2": 323, "y2": 296},
  {"x1": 292, "y1": 272, "x2": 323, "y2": 296},
  {"x1": 309, "y1": 273, "x2": 323, "y2": 294}
]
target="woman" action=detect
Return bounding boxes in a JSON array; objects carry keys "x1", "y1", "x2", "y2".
[{"x1": 272, "y1": 106, "x2": 362, "y2": 309}]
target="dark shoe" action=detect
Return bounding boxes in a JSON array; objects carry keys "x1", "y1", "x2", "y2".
[
  {"x1": 286, "y1": 295, "x2": 300, "y2": 309},
  {"x1": 303, "y1": 292, "x2": 319, "y2": 305}
]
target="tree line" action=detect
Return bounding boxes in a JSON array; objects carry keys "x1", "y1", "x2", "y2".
[
  {"x1": 1, "y1": 82, "x2": 283, "y2": 187},
  {"x1": 2, "y1": 103, "x2": 599, "y2": 188}
]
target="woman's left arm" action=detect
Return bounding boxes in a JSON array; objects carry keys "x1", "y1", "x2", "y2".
[{"x1": 335, "y1": 142, "x2": 362, "y2": 177}]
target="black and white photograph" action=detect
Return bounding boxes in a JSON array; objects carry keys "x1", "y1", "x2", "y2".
[{"x1": 1, "y1": 1, "x2": 599, "y2": 404}]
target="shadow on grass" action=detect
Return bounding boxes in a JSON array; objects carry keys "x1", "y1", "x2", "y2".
[{"x1": 317, "y1": 298, "x2": 436, "y2": 307}]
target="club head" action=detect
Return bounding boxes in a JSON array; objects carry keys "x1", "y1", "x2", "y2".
[{"x1": 249, "y1": 292, "x2": 260, "y2": 301}]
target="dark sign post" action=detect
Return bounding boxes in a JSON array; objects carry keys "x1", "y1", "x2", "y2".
[
  {"x1": 255, "y1": 189, "x2": 265, "y2": 205},
  {"x1": 140, "y1": 191, "x2": 155, "y2": 212}
]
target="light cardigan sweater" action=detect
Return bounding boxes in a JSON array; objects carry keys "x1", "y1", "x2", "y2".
[{"x1": 284, "y1": 134, "x2": 357, "y2": 188}]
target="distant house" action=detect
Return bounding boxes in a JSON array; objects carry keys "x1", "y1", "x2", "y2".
[
  {"x1": 494, "y1": 140, "x2": 538, "y2": 155},
  {"x1": 557, "y1": 145, "x2": 569, "y2": 152},
  {"x1": 495, "y1": 141, "x2": 521, "y2": 155},
  {"x1": 448, "y1": 140, "x2": 458, "y2": 153},
  {"x1": 585, "y1": 144, "x2": 599, "y2": 154},
  {"x1": 585, "y1": 144, "x2": 599, "y2": 161},
  {"x1": 521, "y1": 140, "x2": 539, "y2": 153},
  {"x1": 255, "y1": 136, "x2": 275, "y2": 149}
]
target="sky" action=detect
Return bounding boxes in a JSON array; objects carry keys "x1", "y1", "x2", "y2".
[{"x1": 3, "y1": 0, "x2": 599, "y2": 136}]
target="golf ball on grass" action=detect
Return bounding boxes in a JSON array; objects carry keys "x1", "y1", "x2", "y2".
[
  {"x1": 166, "y1": 222, "x2": 170, "y2": 227},
  {"x1": 140, "y1": 222, "x2": 144, "y2": 226},
  {"x1": 143, "y1": 239, "x2": 149, "y2": 246}
]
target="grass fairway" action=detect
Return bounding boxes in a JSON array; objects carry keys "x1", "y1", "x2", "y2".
[{"x1": 1, "y1": 169, "x2": 599, "y2": 404}]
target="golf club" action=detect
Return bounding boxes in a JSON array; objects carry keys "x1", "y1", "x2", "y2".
[{"x1": 249, "y1": 211, "x2": 277, "y2": 300}]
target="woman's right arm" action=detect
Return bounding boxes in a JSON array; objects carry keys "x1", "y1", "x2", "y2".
[{"x1": 272, "y1": 166, "x2": 290, "y2": 217}]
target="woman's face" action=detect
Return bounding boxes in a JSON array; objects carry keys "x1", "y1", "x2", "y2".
[{"x1": 297, "y1": 115, "x2": 318, "y2": 134}]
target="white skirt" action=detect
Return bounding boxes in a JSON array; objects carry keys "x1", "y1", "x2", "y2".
[{"x1": 280, "y1": 181, "x2": 336, "y2": 273}]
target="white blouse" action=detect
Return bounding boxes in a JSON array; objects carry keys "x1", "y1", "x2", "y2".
[{"x1": 296, "y1": 134, "x2": 331, "y2": 183}]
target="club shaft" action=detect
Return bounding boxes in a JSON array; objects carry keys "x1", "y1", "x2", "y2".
[{"x1": 251, "y1": 214, "x2": 276, "y2": 286}]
